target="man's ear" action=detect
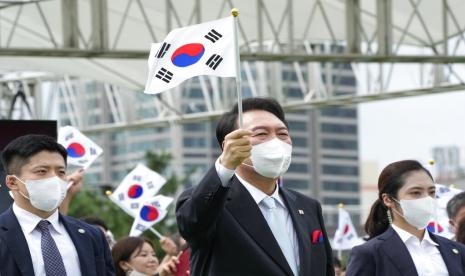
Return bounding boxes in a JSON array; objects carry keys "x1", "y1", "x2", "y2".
[{"x1": 4, "y1": 175, "x2": 20, "y2": 190}]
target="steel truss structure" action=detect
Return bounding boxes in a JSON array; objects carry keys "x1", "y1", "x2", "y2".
[{"x1": 1, "y1": 0, "x2": 465, "y2": 132}]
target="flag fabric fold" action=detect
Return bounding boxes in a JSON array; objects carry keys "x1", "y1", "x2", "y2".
[
  {"x1": 58, "y1": 126, "x2": 103, "y2": 169},
  {"x1": 109, "y1": 164, "x2": 167, "y2": 217},
  {"x1": 144, "y1": 16, "x2": 236, "y2": 94},
  {"x1": 332, "y1": 207, "x2": 364, "y2": 250}
]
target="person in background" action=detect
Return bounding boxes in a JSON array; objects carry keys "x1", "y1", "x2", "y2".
[
  {"x1": 0, "y1": 134, "x2": 114, "y2": 276},
  {"x1": 447, "y1": 191, "x2": 465, "y2": 237},
  {"x1": 82, "y1": 216, "x2": 116, "y2": 248},
  {"x1": 112, "y1": 236, "x2": 180, "y2": 276},
  {"x1": 346, "y1": 160, "x2": 465, "y2": 276},
  {"x1": 333, "y1": 256, "x2": 344, "y2": 276},
  {"x1": 456, "y1": 216, "x2": 465, "y2": 245}
]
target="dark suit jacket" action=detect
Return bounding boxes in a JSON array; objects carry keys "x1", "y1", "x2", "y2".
[
  {"x1": 346, "y1": 226, "x2": 465, "y2": 276},
  {"x1": 176, "y1": 166, "x2": 334, "y2": 276},
  {"x1": 0, "y1": 206, "x2": 115, "y2": 276}
]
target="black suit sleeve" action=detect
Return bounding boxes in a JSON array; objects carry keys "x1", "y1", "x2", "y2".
[
  {"x1": 316, "y1": 201, "x2": 335, "y2": 276},
  {"x1": 345, "y1": 244, "x2": 375, "y2": 276},
  {"x1": 176, "y1": 166, "x2": 230, "y2": 245}
]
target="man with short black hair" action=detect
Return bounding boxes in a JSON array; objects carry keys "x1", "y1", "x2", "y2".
[
  {"x1": 0, "y1": 134, "x2": 115, "y2": 276},
  {"x1": 176, "y1": 97, "x2": 334, "y2": 276},
  {"x1": 447, "y1": 191, "x2": 465, "y2": 236}
]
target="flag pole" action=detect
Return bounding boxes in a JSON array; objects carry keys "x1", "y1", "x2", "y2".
[
  {"x1": 231, "y1": 8, "x2": 243, "y2": 128},
  {"x1": 337, "y1": 203, "x2": 343, "y2": 260},
  {"x1": 428, "y1": 158, "x2": 439, "y2": 234},
  {"x1": 149, "y1": 227, "x2": 164, "y2": 239}
]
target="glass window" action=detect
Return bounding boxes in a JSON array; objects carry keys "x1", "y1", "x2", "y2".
[
  {"x1": 322, "y1": 139, "x2": 357, "y2": 150},
  {"x1": 288, "y1": 163, "x2": 309, "y2": 173},
  {"x1": 288, "y1": 121, "x2": 307, "y2": 131},
  {"x1": 322, "y1": 181, "x2": 359, "y2": 192},
  {"x1": 183, "y1": 137, "x2": 206, "y2": 148},
  {"x1": 320, "y1": 107, "x2": 357, "y2": 118},
  {"x1": 186, "y1": 88, "x2": 203, "y2": 99},
  {"x1": 283, "y1": 179, "x2": 309, "y2": 189},
  {"x1": 322, "y1": 165, "x2": 358, "y2": 176},
  {"x1": 322, "y1": 154, "x2": 358, "y2": 160},
  {"x1": 183, "y1": 123, "x2": 207, "y2": 132},
  {"x1": 282, "y1": 71, "x2": 298, "y2": 81},
  {"x1": 286, "y1": 88, "x2": 303, "y2": 98},
  {"x1": 292, "y1": 137, "x2": 307, "y2": 147},
  {"x1": 323, "y1": 197, "x2": 359, "y2": 205},
  {"x1": 321, "y1": 123, "x2": 357, "y2": 134},
  {"x1": 111, "y1": 145, "x2": 127, "y2": 155},
  {"x1": 87, "y1": 114, "x2": 100, "y2": 125}
]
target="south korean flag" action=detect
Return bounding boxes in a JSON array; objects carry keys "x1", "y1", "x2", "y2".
[
  {"x1": 58, "y1": 126, "x2": 103, "y2": 169},
  {"x1": 109, "y1": 164, "x2": 167, "y2": 217},
  {"x1": 144, "y1": 16, "x2": 237, "y2": 95}
]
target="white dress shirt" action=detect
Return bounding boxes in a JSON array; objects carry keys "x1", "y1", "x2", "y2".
[
  {"x1": 391, "y1": 224, "x2": 449, "y2": 276},
  {"x1": 215, "y1": 158, "x2": 300, "y2": 273},
  {"x1": 12, "y1": 203, "x2": 82, "y2": 276}
]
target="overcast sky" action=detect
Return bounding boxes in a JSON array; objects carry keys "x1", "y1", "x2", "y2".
[{"x1": 359, "y1": 90, "x2": 465, "y2": 172}]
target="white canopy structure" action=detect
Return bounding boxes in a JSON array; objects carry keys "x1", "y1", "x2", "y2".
[{"x1": 1, "y1": 0, "x2": 465, "y2": 130}]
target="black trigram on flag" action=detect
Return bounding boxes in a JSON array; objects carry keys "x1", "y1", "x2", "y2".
[
  {"x1": 65, "y1": 133, "x2": 74, "y2": 141},
  {"x1": 204, "y1": 29, "x2": 222, "y2": 43},
  {"x1": 206, "y1": 54, "x2": 223, "y2": 70},
  {"x1": 156, "y1": 43, "x2": 171, "y2": 58},
  {"x1": 155, "y1": 68, "x2": 173, "y2": 83}
]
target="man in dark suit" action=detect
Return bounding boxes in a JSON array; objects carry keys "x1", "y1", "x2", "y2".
[
  {"x1": 176, "y1": 98, "x2": 334, "y2": 276},
  {"x1": 0, "y1": 134, "x2": 115, "y2": 276}
]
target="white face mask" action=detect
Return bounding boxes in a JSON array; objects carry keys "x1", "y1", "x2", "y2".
[
  {"x1": 14, "y1": 175, "x2": 68, "y2": 212},
  {"x1": 248, "y1": 138, "x2": 292, "y2": 179},
  {"x1": 393, "y1": 196, "x2": 436, "y2": 230},
  {"x1": 126, "y1": 264, "x2": 149, "y2": 276},
  {"x1": 127, "y1": 269, "x2": 148, "y2": 276}
]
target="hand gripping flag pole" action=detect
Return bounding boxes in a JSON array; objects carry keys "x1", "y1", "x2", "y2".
[{"x1": 231, "y1": 8, "x2": 243, "y2": 128}]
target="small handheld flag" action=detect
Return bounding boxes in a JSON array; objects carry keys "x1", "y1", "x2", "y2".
[
  {"x1": 129, "y1": 195, "x2": 174, "y2": 237},
  {"x1": 58, "y1": 126, "x2": 103, "y2": 170},
  {"x1": 332, "y1": 204, "x2": 364, "y2": 250},
  {"x1": 109, "y1": 164, "x2": 167, "y2": 217},
  {"x1": 144, "y1": 16, "x2": 236, "y2": 95}
]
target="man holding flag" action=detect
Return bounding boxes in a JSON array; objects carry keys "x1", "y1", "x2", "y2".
[{"x1": 176, "y1": 98, "x2": 334, "y2": 276}]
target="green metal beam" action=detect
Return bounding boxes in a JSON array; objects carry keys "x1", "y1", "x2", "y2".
[{"x1": 3, "y1": 48, "x2": 465, "y2": 63}]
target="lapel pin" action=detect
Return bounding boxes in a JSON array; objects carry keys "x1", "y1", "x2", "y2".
[
  {"x1": 298, "y1": 209, "x2": 304, "y2": 215},
  {"x1": 452, "y1": 248, "x2": 459, "y2": 254},
  {"x1": 78, "y1": 228, "x2": 86, "y2": 234}
]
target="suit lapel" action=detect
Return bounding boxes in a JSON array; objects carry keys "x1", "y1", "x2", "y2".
[
  {"x1": 0, "y1": 207, "x2": 35, "y2": 276},
  {"x1": 431, "y1": 233, "x2": 463, "y2": 276},
  {"x1": 225, "y1": 178, "x2": 294, "y2": 276},
  {"x1": 379, "y1": 227, "x2": 418, "y2": 276},
  {"x1": 60, "y1": 214, "x2": 95, "y2": 276},
  {"x1": 279, "y1": 188, "x2": 312, "y2": 276}
]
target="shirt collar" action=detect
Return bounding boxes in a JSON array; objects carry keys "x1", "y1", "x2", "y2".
[
  {"x1": 235, "y1": 174, "x2": 285, "y2": 208},
  {"x1": 12, "y1": 203, "x2": 63, "y2": 235},
  {"x1": 391, "y1": 224, "x2": 439, "y2": 246}
]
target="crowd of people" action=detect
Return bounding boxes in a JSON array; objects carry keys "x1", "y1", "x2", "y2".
[{"x1": 1, "y1": 97, "x2": 465, "y2": 275}]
